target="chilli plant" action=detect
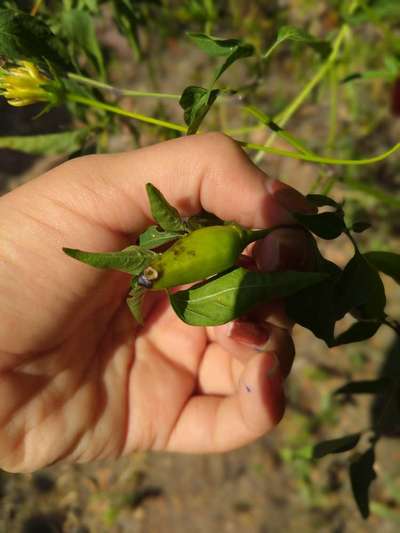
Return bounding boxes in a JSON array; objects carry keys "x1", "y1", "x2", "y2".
[{"x1": 1, "y1": 0, "x2": 400, "y2": 520}]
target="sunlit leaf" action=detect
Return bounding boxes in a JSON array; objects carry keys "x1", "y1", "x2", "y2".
[
  {"x1": 170, "y1": 268, "x2": 327, "y2": 326},
  {"x1": 63, "y1": 245, "x2": 155, "y2": 275},
  {"x1": 145, "y1": 183, "x2": 186, "y2": 232}
]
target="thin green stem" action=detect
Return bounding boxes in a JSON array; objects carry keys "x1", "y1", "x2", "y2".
[
  {"x1": 246, "y1": 224, "x2": 302, "y2": 245},
  {"x1": 254, "y1": 24, "x2": 349, "y2": 163},
  {"x1": 241, "y1": 140, "x2": 400, "y2": 166},
  {"x1": 67, "y1": 93, "x2": 187, "y2": 133},
  {"x1": 244, "y1": 105, "x2": 317, "y2": 156},
  {"x1": 67, "y1": 73, "x2": 180, "y2": 100},
  {"x1": 326, "y1": 66, "x2": 338, "y2": 153}
]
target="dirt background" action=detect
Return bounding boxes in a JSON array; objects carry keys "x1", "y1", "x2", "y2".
[{"x1": 1, "y1": 2, "x2": 400, "y2": 532}]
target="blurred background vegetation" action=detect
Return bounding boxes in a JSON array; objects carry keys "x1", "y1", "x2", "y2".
[{"x1": 0, "y1": 0, "x2": 400, "y2": 531}]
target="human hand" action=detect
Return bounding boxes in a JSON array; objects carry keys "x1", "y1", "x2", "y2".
[{"x1": 0, "y1": 133, "x2": 314, "y2": 472}]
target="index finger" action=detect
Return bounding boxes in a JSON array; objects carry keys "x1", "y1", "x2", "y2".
[{"x1": 24, "y1": 133, "x2": 313, "y2": 236}]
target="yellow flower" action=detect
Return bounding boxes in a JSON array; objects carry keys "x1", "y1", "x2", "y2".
[{"x1": 0, "y1": 61, "x2": 52, "y2": 107}]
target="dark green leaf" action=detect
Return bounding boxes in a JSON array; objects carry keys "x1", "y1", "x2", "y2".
[
  {"x1": 331, "y1": 320, "x2": 381, "y2": 346},
  {"x1": 111, "y1": 0, "x2": 144, "y2": 59},
  {"x1": 351, "y1": 221, "x2": 371, "y2": 233},
  {"x1": 286, "y1": 257, "x2": 341, "y2": 344},
  {"x1": 213, "y1": 42, "x2": 254, "y2": 83},
  {"x1": 350, "y1": 446, "x2": 377, "y2": 519},
  {"x1": 186, "y1": 211, "x2": 224, "y2": 231},
  {"x1": 63, "y1": 245, "x2": 155, "y2": 275},
  {"x1": 145, "y1": 183, "x2": 186, "y2": 232},
  {"x1": 127, "y1": 280, "x2": 145, "y2": 324},
  {"x1": 170, "y1": 268, "x2": 327, "y2": 326},
  {"x1": 313, "y1": 433, "x2": 361, "y2": 459},
  {"x1": 187, "y1": 32, "x2": 242, "y2": 57},
  {"x1": 179, "y1": 86, "x2": 220, "y2": 134},
  {"x1": 306, "y1": 194, "x2": 340, "y2": 209},
  {"x1": 0, "y1": 129, "x2": 89, "y2": 155},
  {"x1": 335, "y1": 253, "x2": 386, "y2": 321},
  {"x1": 0, "y1": 9, "x2": 69, "y2": 69},
  {"x1": 60, "y1": 9, "x2": 105, "y2": 78},
  {"x1": 139, "y1": 225, "x2": 183, "y2": 250},
  {"x1": 276, "y1": 25, "x2": 331, "y2": 57},
  {"x1": 364, "y1": 251, "x2": 400, "y2": 285},
  {"x1": 293, "y1": 211, "x2": 345, "y2": 239},
  {"x1": 334, "y1": 378, "x2": 391, "y2": 395}
]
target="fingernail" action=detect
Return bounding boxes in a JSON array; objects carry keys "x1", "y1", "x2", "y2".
[
  {"x1": 254, "y1": 228, "x2": 315, "y2": 272},
  {"x1": 228, "y1": 320, "x2": 270, "y2": 349},
  {"x1": 266, "y1": 179, "x2": 316, "y2": 214}
]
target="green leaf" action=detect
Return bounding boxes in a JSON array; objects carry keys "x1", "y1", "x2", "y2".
[
  {"x1": 187, "y1": 33, "x2": 254, "y2": 85},
  {"x1": 313, "y1": 433, "x2": 361, "y2": 459},
  {"x1": 364, "y1": 251, "x2": 400, "y2": 285},
  {"x1": 276, "y1": 25, "x2": 331, "y2": 57},
  {"x1": 335, "y1": 253, "x2": 386, "y2": 321},
  {"x1": 170, "y1": 268, "x2": 327, "y2": 327},
  {"x1": 111, "y1": 0, "x2": 153, "y2": 60},
  {"x1": 139, "y1": 225, "x2": 183, "y2": 250},
  {"x1": 286, "y1": 257, "x2": 341, "y2": 344},
  {"x1": 306, "y1": 194, "x2": 340, "y2": 209},
  {"x1": 0, "y1": 8, "x2": 69, "y2": 69},
  {"x1": 293, "y1": 211, "x2": 345, "y2": 240},
  {"x1": 351, "y1": 221, "x2": 371, "y2": 233},
  {"x1": 186, "y1": 211, "x2": 224, "y2": 231},
  {"x1": 332, "y1": 320, "x2": 381, "y2": 346},
  {"x1": 187, "y1": 33, "x2": 243, "y2": 57},
  {"x1": 334, "y1": 378, "x2": 391, "y2": 395},
  {"x1": 63, "y1": 245, "x2": 155, "y2": 275},
  {"x1": 145, "y1": 183, "x2": 186, "y2": 232},
  {"x1": 179, "y1": 86, "x2": 220, "y2": 134},
  {"x1": 213, "y1": 42, "x2": 254, "y2": 83},
  {"x1": 127, "y1": 280, "x2": 145, "y2": 324},
  {"x1": 350, "y1": 446, "x2": 377, "y2": 519},
  {"x1": 60, "y1": 9, "x2": 105, "y2": 78},
  {"x1": 0, "y1": 129, "x2": 89, "y2": 155}
]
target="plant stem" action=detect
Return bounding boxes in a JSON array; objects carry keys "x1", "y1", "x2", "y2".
[
  {"x1": 254, "y1": 24, "x2": 349, "y2": 163},
  {"x1": 67, "y1": 93, "x2": 187, "y2": 133},
  {"x1": 67, "y1": 73, "x2": 180, "y2": 100},
  {"x1": 241, "y1": 140, "x2": 400, "y2": 166},
  {"x1": 246, "y1": 224, "x2": 302, "y2": 245},
  {"x1": 31, "y1": 0, "x2": 44, "y2": 15}
]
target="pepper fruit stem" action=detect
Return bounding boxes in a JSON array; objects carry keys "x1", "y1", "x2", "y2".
[{"x1": 244, "y1": 224, "x2": 303, "y2": 246}]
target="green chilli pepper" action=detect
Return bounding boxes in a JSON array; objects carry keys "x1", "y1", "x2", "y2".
[{"x1": 137, "y1": 223, "x2": 282, "y2": 290}]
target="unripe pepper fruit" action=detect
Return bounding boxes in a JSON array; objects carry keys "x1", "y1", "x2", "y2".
[{"x1": 138, "y1": 223, "x2": 267, "y2": 290}]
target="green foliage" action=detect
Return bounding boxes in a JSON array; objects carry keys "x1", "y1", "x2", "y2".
[
  {"x1": 145, "y1": 182, "x2": 187, "y2": 232},
  {"x1": 275, "y1": 25, "x2": 331, "y2": 58},
  {"x1": 139, "y1": 226, "x2": 183, "y2": 249},
  {"x1": 364, "y1": 251, "x2": 400, "y2": 285},
  {"x1": 313, "y1": 433, "x2": 361, "y2": 459},
  {"x1": 350, "y1": 446, "x2": 377, "y2": 519},
  {"x1": 170, "y1": 268, "x2": 327, "y2": 326},
  {"x1": 335, "y1": 252, "x2": 386, "y2": 321},
  {"x1": 0, "y1": 129, "x2": 89, "y2": 155},
  {"x1": 59, "y1": 9, "x2": 105, "y2": 78},
  {"x1": 179, "y1": 86, "x2": 219, "y2": 134},
  {"x1": 334, "y1": 378, "x2": 391, "y2": 395},
  {"x1": 0, "y1": 8, "x2": 69, "y2": 69},
  {"x1": 63, "y1": 245, "x2": 155, "y2": 275}
]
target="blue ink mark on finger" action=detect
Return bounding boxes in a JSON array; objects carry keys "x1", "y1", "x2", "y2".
[{"x1": 245, "y1": 384, "x2": 252, "y2": 393}]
